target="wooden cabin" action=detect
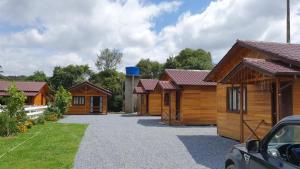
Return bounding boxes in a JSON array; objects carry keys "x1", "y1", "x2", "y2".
[
  {"x1": 155, "y1": 69, "x2": 217, "y2": 125},
  {"x1": 66, "y1": 81, "x2": 111, "y2": 115},
  {"x1": 0, "y1": 81, "x2": 48, "y2": 105},
  {"x1": 133, "y1": 79, "x2": 161, "y2": 116},
  {"x1": 204, "y1": 40, "x2": 300, "y2": 142}
]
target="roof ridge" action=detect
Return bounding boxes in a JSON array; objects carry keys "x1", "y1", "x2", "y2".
[{"x1": 237, "y1": 39, "x2": 300, "y2": 46}]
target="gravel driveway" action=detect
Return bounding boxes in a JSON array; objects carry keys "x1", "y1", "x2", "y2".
[{"x1": 60, "y1": 114, "x2": 237, "y2": 169}]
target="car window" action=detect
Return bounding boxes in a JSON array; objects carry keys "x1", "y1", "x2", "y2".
[{"x1": 267, "y1": 124, "x2": 300, "y2": 166}]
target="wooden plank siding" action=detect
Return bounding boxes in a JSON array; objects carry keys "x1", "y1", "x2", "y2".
[
  {"x1": 216, "y1": 84, "x2": 272, "y2": 141},
  {"x1": 180, "y1": 86, "x2": 217, "y2": 125},
  {"x1": 148, "y1": 92, "x2": 162, "y2": 115}
]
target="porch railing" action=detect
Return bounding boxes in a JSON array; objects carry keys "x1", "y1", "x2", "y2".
[{"x1": 243, "y1": 119, "x2": 272, "y2": 141}]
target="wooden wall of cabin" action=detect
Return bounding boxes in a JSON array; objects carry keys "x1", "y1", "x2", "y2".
[
  {"x1": 32, "y1": 85, "x2": 48, "y2": 105},
  {"x1": 293, "y1": 80, "x2": 300, "y2": 115},
  {"x1": 216, "y1": 84, "x2": 272, "y2": 141},
  {"x1": 180, "y1": 86, "x2": 217, "y2": 125},
  {"x1": 148, "y1": 91, "x2": 162, "y2": 115},
  {"x1": 67, "y1": 84, "x2": 108, "y2": 114}
]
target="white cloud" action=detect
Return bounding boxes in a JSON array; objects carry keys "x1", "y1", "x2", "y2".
[{"x1": 0, "y1": 0, "x2": 299, "y2": 76}]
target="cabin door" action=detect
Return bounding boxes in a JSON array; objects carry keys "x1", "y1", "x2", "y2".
[
  {"x1": 90, "y1": 96, "x2": 103, "y2": 113},
  {"x1": 280, "y1": 83, "x2": 293, "y2": 119},
  {"x1": 271, "y1": 82, "x2": 293, "y2": 124}
]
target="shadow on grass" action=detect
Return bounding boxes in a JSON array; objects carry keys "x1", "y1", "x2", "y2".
[{"x1": 177, "y1": 135, "x2": 238, "y2": 169}]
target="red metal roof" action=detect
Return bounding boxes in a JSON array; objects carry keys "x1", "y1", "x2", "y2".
[
  {"x1": 238, "y1": 40, "x2": 300, "y2": 64},
  {"x1": 205, "y1": 40, "x2": 300, "y2": 82},
  {"x1": 139, "y1": 79, "x2": 159, "y2": 91},
  {"x1": 0, "y1": 91, "x2": 38, "y2": 96},
  {"x1": 0, "y1": 81, "x2": 46, "y2": 92},
  {"x1": 133, "y1": 87, "x2": 145, "y2": 94},
  {"x1": 165, "y1": 69, "x2": 216, "y2": 86},
  {"x1": 243, "y1": 58, "x2": 300, "y2": 75},
  {"x1": 158, "y1": 81, "x2": 177, "y2": 90}
]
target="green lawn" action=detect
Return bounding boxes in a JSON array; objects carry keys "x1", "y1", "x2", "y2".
[{"x1": 0, "y1": 122, "x2": 87, "y2": 169}]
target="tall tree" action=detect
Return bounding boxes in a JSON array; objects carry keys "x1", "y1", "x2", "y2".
[
  {"x1": 95, "y1": 48, "x2": 122, "y2": 71},
  {"x1": 49, "y1": 65, "x2": 91, "y2": 90},
  {"x1": 136, "y1": 59, "x2": 163, "y2": 79},
  {"x1": 26, "y1": 70, "x2": 47, "y2": 82},
  {"x1": 89, "y1": 69, "x2": 125, "y2": 112},
  {"x1": 164, "y1": 48, "x2": 213, "y2": 70}
]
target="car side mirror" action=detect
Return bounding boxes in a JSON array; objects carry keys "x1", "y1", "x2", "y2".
[{"x1": 246, "y1": 139, "x2": 260, "y2": 153}]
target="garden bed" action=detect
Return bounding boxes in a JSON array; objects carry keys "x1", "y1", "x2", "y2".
[{"x1": 0, "y1": 122, "x2": 87, "y2": 169}]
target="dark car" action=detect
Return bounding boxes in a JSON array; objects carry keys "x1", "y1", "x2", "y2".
[{"x1": 225, "y1": 116, "x2": 300, "y2": 169}]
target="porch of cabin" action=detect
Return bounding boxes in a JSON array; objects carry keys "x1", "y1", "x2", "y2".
[{"x1": 217, "y1": 60, "x2": 300, "y2": 142}]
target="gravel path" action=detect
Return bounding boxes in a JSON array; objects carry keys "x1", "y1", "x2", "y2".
[{"x1": 60, "y1": 114, "x2": 237, "y2": 169}]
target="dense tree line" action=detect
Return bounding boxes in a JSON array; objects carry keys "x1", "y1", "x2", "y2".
[
  {"x1": 0, "y1": 47, "x2": 214, "y2": 111},
  {"x1": 136, "y1": 48, "x2": 214, "y2": 79}
]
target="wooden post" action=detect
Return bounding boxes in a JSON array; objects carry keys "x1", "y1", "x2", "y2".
[
  {"x1": 240, "y1": 83, "x2": 244, "y2": 143},
  {"x1": 276, "y1": 79, "x2": 281, "y2": 122},
  {"x1": 161, "y1": 90, "x2": 163, "y2": 122}
]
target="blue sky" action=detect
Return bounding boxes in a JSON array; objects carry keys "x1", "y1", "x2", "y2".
[{"x1": 150, "y1": 0, "x2": 214, "y2": 32}]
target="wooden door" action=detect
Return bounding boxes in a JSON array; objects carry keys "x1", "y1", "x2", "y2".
[{"x1": 281, "y1": 84, "x2": 293, "y2": 118}]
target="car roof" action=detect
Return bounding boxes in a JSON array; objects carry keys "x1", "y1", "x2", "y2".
[{"x1": 279, "y1": 115, "x2": 300, "y2": 123}]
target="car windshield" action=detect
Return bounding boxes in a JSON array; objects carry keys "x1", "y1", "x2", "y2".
[
  {"x1": 267, "y1": 124, "x2": 300, "y2": 166},
  {"x1": 269, "y1": 125, "x2": 300, "y2": 144}
]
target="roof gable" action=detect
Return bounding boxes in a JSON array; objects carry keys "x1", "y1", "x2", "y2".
[
  {"x1": 205, "y1": 40, "x2": 300, "y2": 82},
  {"x1": 138, "y1": 79, "x2": 158, "y2": 91},
  {"x1": 164, "y1": 69, "x2": 216, "y2": 86},
  {"x1": 69, "y1": 81, "x2": 112, "y2": 96}
]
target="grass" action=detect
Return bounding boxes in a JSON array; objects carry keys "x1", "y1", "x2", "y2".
[{"x1": 0, "y1": 122, "x2": 87, "y2": 169}]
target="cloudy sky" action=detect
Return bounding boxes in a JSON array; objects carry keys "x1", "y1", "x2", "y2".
[{"x1": 0, "y1": 0, "x2": 300, "y2": 76}]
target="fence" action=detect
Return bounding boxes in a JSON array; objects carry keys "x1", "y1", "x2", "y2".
[{"x1": 24, "y1": 106, "x2": 48, "y2": 119}]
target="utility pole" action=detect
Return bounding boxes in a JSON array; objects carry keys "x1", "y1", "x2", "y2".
[{"x1": 287, "y1": 0, "x2": 290, "y2": 43}]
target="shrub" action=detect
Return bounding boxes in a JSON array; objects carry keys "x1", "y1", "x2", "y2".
[
  {"x1": 0, "y1": 113, "x2": 19, "y2": 136},
  {"x1": 54, "y1": 86, "x2": 72, "y2": 117},
  {"x1": 18, "y1": 124, "x2": 28, "y2": 133},
  {"x1": 24, "y1": 120, "x2": 33, "y2": 129},
  {"x1": 45, "y1": 113, "x2": 58, "y2": 121},
  {"x1": 36, "y1": 115, "x2": 45, "y2": 124}
]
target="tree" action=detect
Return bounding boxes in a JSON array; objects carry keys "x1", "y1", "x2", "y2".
[
  {"x1": 0, "y1": 84, "x2": 27, "y2": 136},
  {"x1": 49, "y1": 65, "x2": 91, "y2": 90},
  {"x1": 54, "y1": 86, "x2": 72, "y2": 117},
  {"x1": 89, "y1": 69, "x2": 125, "y2": 112},
  {"x1": 95, "y1": 48, "x2": 122, "y2": 71},
  {"x1": 164, "y1": 56, "x2": 180, "y2": 69},
  {"x1": 164, "y1": 48, "x2": 214, "y2": 70},
  {"x1": 5, "y1": 84, "x2": 27, "y2": 118},
  {"x1": 136, "y1": 59, "x2": 163, "y2": 79},
  {"x1": 26, "y1": 70, "x2": 47, "y2": 82}
]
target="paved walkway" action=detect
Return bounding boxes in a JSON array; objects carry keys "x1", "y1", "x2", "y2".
[{"x1": 60, "y1": 114, "x2": 237, "y2": 169}]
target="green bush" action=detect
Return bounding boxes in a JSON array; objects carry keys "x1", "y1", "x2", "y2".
[
  {"x1": 36, "y1": 115, "x2": 45, "y2": 124},
  {"x1": 0, "y1": 113, "x2": 19, "y2": 136},
  {"x1": 45, "y1": 113, "x2": 58, "y2": 122}
]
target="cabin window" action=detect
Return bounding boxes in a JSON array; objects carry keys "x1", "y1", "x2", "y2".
[
  {"x1": 73, "y1": 96, "x2": 85, "y2": 105},
  {"x1": 227, "y1": 87, "x2": 247, "y2": 113},
  {"x1": 164, "y1": 93, "x2": 170, "y2": 106}
]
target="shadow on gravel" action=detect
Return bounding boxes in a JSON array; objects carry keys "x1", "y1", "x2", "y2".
[
  {"x1": 137, "y1": 119, "x2": 215, "y2": 129},
  {"x1": 121, "y1": 113, "x2": 138, "y2": 117},
  {"x1": 178, "y1": 135, "x2": 237, "y2": 169},
  {"x1": 137, "y1": 119, "x2": 167, "y2": 127}
]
